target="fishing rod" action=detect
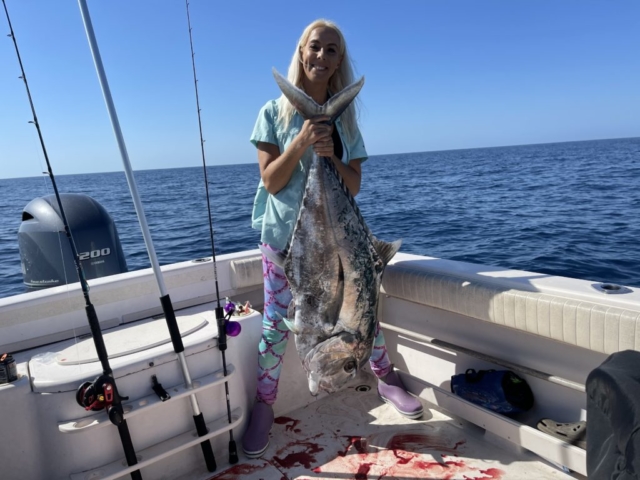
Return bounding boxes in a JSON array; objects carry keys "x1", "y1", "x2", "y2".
[
  {"x1": 184, "y1": 0, "x2": 239, "y2": 465},
  {"x1": 76, "y1": 0, "x2": 217, "y2": 472},
  {"x1": 2, "y1": 1, "x2": 142, "y2": 479}
]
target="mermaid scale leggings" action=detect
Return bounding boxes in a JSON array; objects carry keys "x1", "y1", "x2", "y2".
[{"x1": 256, "y1": 244, "x2": 392, "y2": 405}]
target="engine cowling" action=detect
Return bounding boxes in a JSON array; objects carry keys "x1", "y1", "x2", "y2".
[{"x1": 18, "y1": 193, "x2": 128, "y2": 291}]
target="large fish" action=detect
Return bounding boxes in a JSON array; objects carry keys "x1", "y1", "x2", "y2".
[{"x1": 260, "y1": 69, "x2": 402, "y2": 396}]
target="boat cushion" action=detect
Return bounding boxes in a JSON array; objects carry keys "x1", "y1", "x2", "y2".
[{"x1": 381, "y1": 263, "x2": 640, "y2": 355}]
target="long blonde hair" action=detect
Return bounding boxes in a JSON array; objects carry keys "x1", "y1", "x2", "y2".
[{"x1": 276, "y1": 19, "x2": 360, "y2": 142}]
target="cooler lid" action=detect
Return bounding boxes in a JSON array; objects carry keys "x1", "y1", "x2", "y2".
[{"x1": 56, "y1": 314, "x2": 206, "y2": 365}]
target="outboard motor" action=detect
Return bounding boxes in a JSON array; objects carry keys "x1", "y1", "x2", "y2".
[{"x1": 18, "y1": 193, "x2": 128, "y2": 292}]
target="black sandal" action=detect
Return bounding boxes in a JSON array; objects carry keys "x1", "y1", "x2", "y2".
[{"x1": 537, "y1": 418, "x2": 587, "y2": 449}]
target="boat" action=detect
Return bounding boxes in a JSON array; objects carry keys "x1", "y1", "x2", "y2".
[
  {"x1": 4, "y1": 227, "x2": 640, "y2": 479},
  {"x1": 2, "y1": 3, "x2": 639, "y2": 480}
]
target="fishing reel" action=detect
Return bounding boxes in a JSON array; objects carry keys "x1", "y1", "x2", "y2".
[
  {"x1": 76, "y1": 374, "x2": 128, "y2": 426},
  {"x1": 221, "y1": 299, "x2": 245, "y2": 336},
  {"x1": 215, "y1": 299, "x2": 244, "y2": 352}
]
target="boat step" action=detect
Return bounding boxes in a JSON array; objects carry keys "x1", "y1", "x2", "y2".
[
  {"x1": 59, "y1": 364, "x2": 236, "y2": 433},
  {"x1": 69, "y1": 407, "x2": 243, "y2": 480}
]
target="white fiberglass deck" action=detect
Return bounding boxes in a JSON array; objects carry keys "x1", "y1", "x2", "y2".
[{"x1": 198, "y1": 372, "x2": 577, "y2": 480}]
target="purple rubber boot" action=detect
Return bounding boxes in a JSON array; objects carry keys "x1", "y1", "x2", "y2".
[
  {"x1": 241, "y1": 401, "x2": 274, "y2": 458},
  {"x1": 378, "y1": 368, "x2": 424, "y2": 419}
]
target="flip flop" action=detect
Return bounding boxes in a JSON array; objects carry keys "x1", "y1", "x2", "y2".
[{"x1": 537, "y1": 419, "x2": 587, "y2": 449}]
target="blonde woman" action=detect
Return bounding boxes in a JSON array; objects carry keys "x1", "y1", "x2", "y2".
[{"x1": 243, "y1": 19, "x2": 423, "y2": 459}]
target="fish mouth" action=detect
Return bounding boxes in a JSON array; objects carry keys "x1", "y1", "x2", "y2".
[
  {"x1": 307, "y1": 370, "x2": 349, "y2": 396},
  {"x1": 302, "y1": 332, "x2": 363, "y2": 395}
]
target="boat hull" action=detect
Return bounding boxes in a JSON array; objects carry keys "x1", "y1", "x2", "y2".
[{"x1": 1, "y1": 248, "x2": 639, "y2": 478}]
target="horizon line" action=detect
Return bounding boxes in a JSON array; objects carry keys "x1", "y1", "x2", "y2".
[{"x1": 1, "y1": 134, "x2": 638, "y2": 181}]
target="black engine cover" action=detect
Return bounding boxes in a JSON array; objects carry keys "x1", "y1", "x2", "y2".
[{"x1": 18, "y1": 193, "x2": 128, "y2": 291}]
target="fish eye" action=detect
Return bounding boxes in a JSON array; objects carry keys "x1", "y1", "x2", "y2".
[{"x1": 344, "y1": 360, "x2": 356, "y2": 373}]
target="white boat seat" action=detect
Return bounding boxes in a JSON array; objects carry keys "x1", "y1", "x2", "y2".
[{"x1": 381, "y1": 262, "x2": 640, "y2": 356}]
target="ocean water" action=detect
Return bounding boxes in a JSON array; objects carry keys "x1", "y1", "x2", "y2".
[{"x1": 1, "y1": 137, "x2": 639, "y2": 299}]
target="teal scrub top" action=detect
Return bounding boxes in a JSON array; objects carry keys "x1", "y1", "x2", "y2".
[{"x1": 250, "y1": 99, "x2": 368, "y2": 251}]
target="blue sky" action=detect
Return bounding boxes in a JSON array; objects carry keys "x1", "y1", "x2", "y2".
[{"x1": 1, "y1": 0, "x2": 638, "y2": 179}]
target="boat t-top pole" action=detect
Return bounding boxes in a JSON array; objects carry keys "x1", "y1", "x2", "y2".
[
  {"x1": 76, "y1": 0, "x2": 217, "y2": 472},
  {"x1": 3, "y1": 1, "x2": 142, "y2": 478}
]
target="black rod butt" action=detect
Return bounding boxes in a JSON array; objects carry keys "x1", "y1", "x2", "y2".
[
  {"x1": 117, "y1": 420, "x2": 142, "y2": 479},
  {"x1": 194, "y1": 413, "x2": 216, "y2": 472},
  {"x1": 130, "y1": 470, "x2": 143, "y2": 480},
  {"x1": 160, "y1": 294, "x2": 184, "y2": 353},
  {"x1": 229, "y1": 440, "x2": 239, "y2": 464}
]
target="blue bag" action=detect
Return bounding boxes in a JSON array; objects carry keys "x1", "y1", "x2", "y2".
[{"x1": 450, "y1": 369, "x2": 534, "y2": 416}]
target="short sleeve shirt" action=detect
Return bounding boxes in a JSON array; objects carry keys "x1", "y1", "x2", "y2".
[{"x1": 250, "y1": 99, "x2": 368, "y2": 251}]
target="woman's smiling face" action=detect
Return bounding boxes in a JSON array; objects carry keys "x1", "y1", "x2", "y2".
[{"x1": 300, "y1": 26, "x2": 342, "y2": 84}]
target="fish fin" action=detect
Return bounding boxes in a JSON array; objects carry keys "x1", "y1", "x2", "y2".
[
  {"x1": 272, "y1": 68, "x2": 322, "y2": 120},
  {"x1": 287, "y1": 299, "x2": 296, "y2": 322},
  {"x1": 259, "y1": 244, "x2": 286, "y2": 268},
  {"x1": 307, "y1": 373, "x2": 320, "y2": 396},
  {"x1": 372, "y1": 237, "x2": 402, "y2": 266},
  {"x1": 323, "y1": 76, "x2": 365, "y2": 123},
  {"x1": 272, "y1": 67, "x2": 365, "y2": 123},
  {"x1": 275, "y1": 311, "x2": 301, "y2": 335}
]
